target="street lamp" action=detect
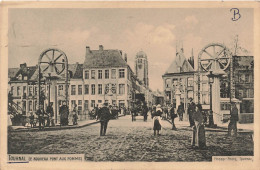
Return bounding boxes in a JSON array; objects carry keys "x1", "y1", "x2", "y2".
[{"x1": 207, "y1": 71, "x2": 215, "y2": 127}]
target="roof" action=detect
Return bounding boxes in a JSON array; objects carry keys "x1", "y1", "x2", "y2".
[
  {"x1": 164, "y1": 51, "x2": 194, "y2": 74},
  {"x1": 8, "y1": 68, "x2": 20, "y2": 78},
  {"x1": 84, "y1": 49, "x2": 128, "y2": 69},
  {"x1": 8, "y1": 66, "x2": 37, "y2": 81},
  {"x1": 136, "y1": 51, "x2": 147, "y2": 59}
]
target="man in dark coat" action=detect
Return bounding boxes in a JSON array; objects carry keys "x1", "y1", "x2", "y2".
[
  {"x1": 36, "y1": 105, "x2": 45, "y2": 130},
  {"x1": 97, "y1": 103, "x2": 111, "y2": 136},
  {"x1": 188, "y1": 98, "x2": 196, "y2": 127},
  {"x1": 170, "y1": 104, "x2": 177, "y2": 130},
  {"x1": 228, "y1": 103, "x2": 239, "y2": 137},
  {"x1": 177, "y1": 102, "x2": 184, "y2": 121},
  {"x1": 143, "y1": 103, "x2": 148, "y2": 121},
  {"x1": 59, "y1": 101, "x2": 69, "y2": 126},
  {"x1": 46, "y1": 102, "x2": 54, "y2": 127}
]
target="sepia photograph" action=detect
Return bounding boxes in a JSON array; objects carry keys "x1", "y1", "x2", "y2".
[{"x1": 2, "y1": 2, "x2": 258, "y2": 168}]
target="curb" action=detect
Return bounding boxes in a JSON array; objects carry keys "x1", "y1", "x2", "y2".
[
  {"x1": 9, "y1": 115, "x2": 125, "y2": 132},
  {"x1": 165, "y1": 118, "x2": 253, "y2": 134}
]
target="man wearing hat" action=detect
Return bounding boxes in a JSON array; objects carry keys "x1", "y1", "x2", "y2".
[
  {"x1": 97, "y1": 103, "x2": 111, "y2": 136},
  {"x1": 228, "y1": 103, "x2": 239, "y2": 137},
  {"x1": 188, "y1": 98, "x2": 196, "y2": 127}
]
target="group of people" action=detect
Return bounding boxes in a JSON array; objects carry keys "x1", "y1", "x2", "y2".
[
  {"x1": 31, "y1": 102, "x2": 55, "y2": 129},
  {"x1": 91, "y1": 104, "x2": 127, "y2": 120}
]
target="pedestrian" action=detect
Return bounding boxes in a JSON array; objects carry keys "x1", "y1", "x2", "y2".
[
  {"x1": 46, "y1": 102, "x2": 54, "y2": 127},
  {"x1": 170, "y1": 104, "x2": 177, "y2": 130},
  {"x1": 188, "y1": 98, "x2": 196, "y2": 127},
  {"x1": 177, "y1": 102, "x2": 184, "y2": 121},
  {"x1": 131, "y1": 107, "x2": 136, "y2": 122},
  {"x1": 72, "y1": 104, "x2": 78, "y2": 125},
  {"x1": 97, "y1": 103, "x2": 111, "y2": 136},
  {"x1": 153, "y1": 104, "x2": 163, "y2": 136},
  {"x1": 191, "y1": 104, "x2": 206, "y2": 149},
  {"x1": 143, "y1": 103, "x2": 148, "y2": 121},
  {"x1": 29, "y1": 112, "x2": 35, "y2": 128},
  {"x1": 228, "y1": 103, "x2": 239, "y2": 137},
  {"x1": 164, "y1": 106, "x2": 169, "y2": 120},
  {"x1": 36, "y1": 105, "x2": 45, "y2": 129},
  {"x1": 151, "y1": 105, "x2": 156, "y2": 119},
  {"x1": 59, "y1": 101, "x2": 69, "y2": 126}
]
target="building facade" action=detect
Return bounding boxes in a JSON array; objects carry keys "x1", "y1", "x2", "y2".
[{"x1": 8, "y1": 45, "x2": 154, "y2": 123}]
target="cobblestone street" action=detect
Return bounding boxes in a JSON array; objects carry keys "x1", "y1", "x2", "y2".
[{"x1": 8, "y1": 115, "x2": 253, "y2": 161}]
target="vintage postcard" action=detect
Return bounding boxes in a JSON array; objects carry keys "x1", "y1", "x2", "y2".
[{"x1": 0, "y1": 1, "x2": 259, "y2": 170}]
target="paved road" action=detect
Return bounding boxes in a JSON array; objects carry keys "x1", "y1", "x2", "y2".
[{"x1": 8, "y1": 115, "x2": 253, "y2": 161}]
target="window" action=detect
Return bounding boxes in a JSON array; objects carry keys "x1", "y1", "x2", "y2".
[
  {"x1": 34, "y1": 86, "x2": 38, "y2": 96},
  {"x1": 84, "y1": 84, "x2": 89, "y2": 94},
  {"x1": 105, "y1": 100, "x2": 109, "y2": 104},
  {"x1": 91, "y1": 100, "x2": 95, "y2": 108},
  {"x1": 11, "y1": 86, "x2": 14, "y2": 94},
  {"x1": 111, "y1": 84, "x2": 116, "y2": 94},
  {"x1": 239, "y1": 74, "x2": 245, "y2": 82},
  {"x1": 17, "y1": 86, "x2": 21, "y2": 96},
  {"x1": 166, "y1": 79, "x2": 171, "y2": 88},
  {"x1": 119, "y1": 69, "x2": 125, "y2": 78},
  {"x1": 188, "y1": 77, "x2": 194, "y2": 87},
  {"x1": 166, "y1": 91, "x2": 171, "y2": 101},
  {"x1": 105, "y1": 84, "x2": 110, "y2": 94},
  {"x1": 34, "y1": 101, "x2": 37, "y2": 111},
  {"x1": 84, "y1": 70, "x2": 89, "y2": 79},
  {"x1": 78, "y1": 100, "x2": 82, "y2": 114},
  {"x1": 111, "y1": 69, "x2": 116, "y2": 79},
  {"x1": 71, "y1": 100, "x2": 76, "y2": 109},
  {"x1": 245, "y1": 74, "x2": 249, "y2": 82},
  {"x1": 98, "y1": 100, "x2": 102, "y2": 103},
  {"x1": 58, "y1": 85, "x2": 64, "y2": 96},
  {"x1": 71, "y1": 85, "x2": 76, "y2": 95},
  {"x1": 91, "y1": 70, "x2": 95, "y2": 79},
  {"x1": 29, "y1": 101, "x2": 33, "y2": 111},
  {"x1": 91, "y1": 84, "x2": 95, "y2": 95},
  {"x1": 119, "y1": 84, "x2": 125, "y2": 94},
  {"x1": 202, "y1": 94, "x2": 209, "y2": 104},
  {"x1": 187, "y1": 91, "x2": 193, "y2": 99},
  {"x1": 105, "y1": 70, "x2": 109, "y2": 79},
  {"x1": 112, "y1": 100, "x2": 116, "y2": 105},
  {"x1": 98, "y1": 84, "x2": 102, "y2": 94},
  {"x1": 98, "y1": 70, "x2": 102, "y2": 79},
  {"x1": 29, "y1": 86, "x2": 33, "y2": 96},
  {"x1": 78, "y1": 85, "x2": 82, "y2": 95},
  {"x1": 84, "y1": 100, "x2": 89, "y2": 110},
  {"x1": 221, "y1": 103, "x2": 230, "y2": 110},
  {"x1": 239, "y1": 90, "x2": 243, "y2": 98},
  {"x1": 23, "y1": 86, "x2": 27, "y2": 96}
]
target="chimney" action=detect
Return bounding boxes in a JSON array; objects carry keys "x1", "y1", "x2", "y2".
[
  {"x1": 124, "y1": 53, "x2": 127, "y2": 62},
  {"x1": 86, "y1": 46, "x2": 91, "y2": 54},
  {"x1": 20, "y1": 63, "x2": 27, "y2": 69},
  {"x1": 99, "y1": 45, "x2": 103, "y2": 51}
]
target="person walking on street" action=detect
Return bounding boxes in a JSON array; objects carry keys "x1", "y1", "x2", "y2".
[
  {"x1": 191, "y1": 104, "x2": 206, "y2": 149},
  {"x1": 228, "y1": 103, "x2": 239, "y2": 137},
  {"x1": 36, "y1": 105, "x2": 45, "y2": 130},
  {"x1": 59, "y1": 101, "x2": 69, "y2": 126},
  {"x1": 97, "y1": 103, "x2": 111, "y2": 136},
  {"x1": 188, "y1": 98, "x2": 196, "y2": 127},
  {"x1": 177, "y1": 102, "x2": 184, "y2": 121},
  {"x1": 143, "y1": 103, "x2": 148, "y2": 122},
  {"x1": 72, "y1": 104, "x2": 78, "y2": 125},
  {"x1": 29, "y1": 112, "x2": 35, "y2": 128},
  {"x1": 46, "y1": 102, "x2": 54, "y2": 127},
  {"x1": 170, "y1": 104, "x2": 177, "y2": 130},
  {"x1": 153, "y1": 104, "x2": 163, "y2": 136}
]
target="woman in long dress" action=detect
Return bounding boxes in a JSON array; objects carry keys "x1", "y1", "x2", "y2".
[
  {"x1": 191, "y1": 105, "x2": 206, "y2": 148},
  {"x1": 153, "y1": 105, "x2": 163, "y2": 136}
]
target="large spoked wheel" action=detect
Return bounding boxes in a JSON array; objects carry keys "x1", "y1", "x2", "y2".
[
  {"x1": 198, "y1": 43, "x2": 232, "y2": 71},
  {"x1": 39, "y1": 48, "x2": 67, "y2": 75}
]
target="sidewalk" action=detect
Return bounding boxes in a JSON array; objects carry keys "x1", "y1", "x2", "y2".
[
  {"x1": 9, "y1": 114, "x2": 126, "y2": 132},
  {"x1": 165, "y1": 118, "x2": 253, "y2": 133}
]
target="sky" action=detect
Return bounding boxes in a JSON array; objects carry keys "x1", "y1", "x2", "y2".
[{"x1": 8, "y1": 8, "x2": 253, "y2": 91}]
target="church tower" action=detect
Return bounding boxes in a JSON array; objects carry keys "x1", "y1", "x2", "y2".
[{"x1": 135, "y1": 51, "x2": 149, "y2": 87}]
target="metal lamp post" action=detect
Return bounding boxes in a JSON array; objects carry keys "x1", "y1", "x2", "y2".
[{"x1": 207, "y1": 71, "x2": 215, "y2": 127}]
